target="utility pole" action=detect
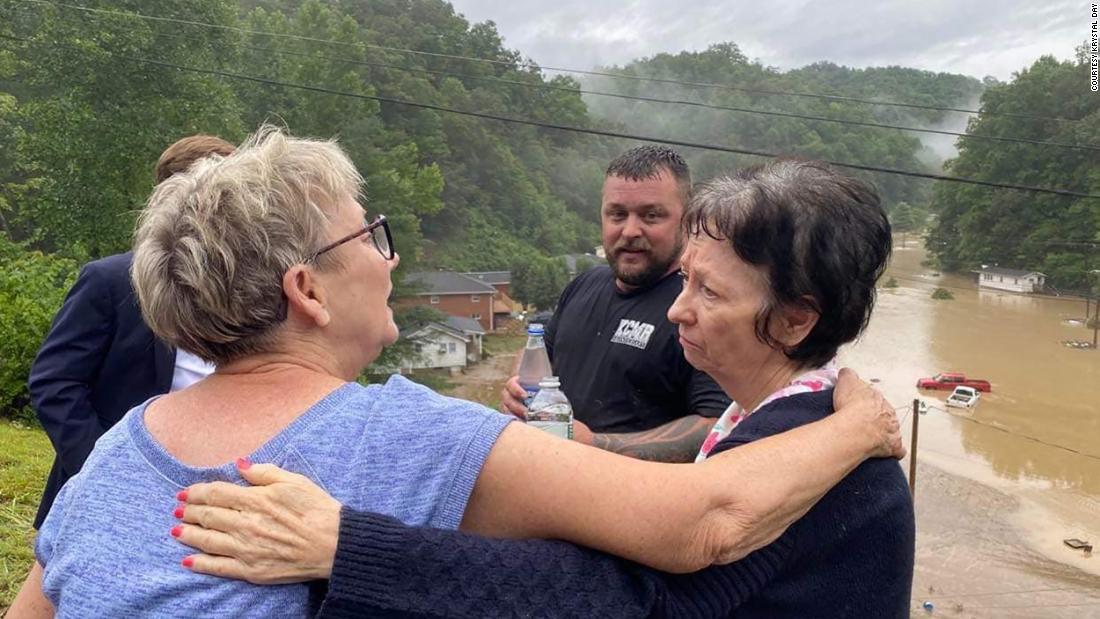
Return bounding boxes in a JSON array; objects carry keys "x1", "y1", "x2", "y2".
[
  {"x1": 909, "y1": 399, "x2": 919, "y2": 498},
  {"x1": 1093, "y1": 294, "x2": 1099, "y2": 349},
  {"x1": 1091, "y1": 270, "x2": 1100, "y2": 350}
]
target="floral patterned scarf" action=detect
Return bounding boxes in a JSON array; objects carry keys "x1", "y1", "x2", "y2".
[{"x1": 695, "y1": 364, "x2": 838, "y2": 462}]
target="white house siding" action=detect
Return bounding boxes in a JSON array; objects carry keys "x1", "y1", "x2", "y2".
[
  {"x1": 978, "y1": 272, "x2": 1043, "y2": 294},
  {"x1": 407, "y1": 330, "x2": 468, "y2": 370}
]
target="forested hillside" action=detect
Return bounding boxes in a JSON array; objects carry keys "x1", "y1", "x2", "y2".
[
  {"x1": 0, "y1": 0, "x2": 1002, "y2": 416},
  {"x1": 926, "y1": 50, "x2": 1100, "y2": 291},
  {"x1": 1, "y1": 0, "x2": 611, "y2": 270},
  {"x1": 583, "y1": 43, "x2": 985, "y2": 209}
]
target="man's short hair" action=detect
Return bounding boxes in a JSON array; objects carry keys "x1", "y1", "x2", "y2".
[
  {"x1": 605, "y1": 145, "x2": 691, "y2": 203},
  {"x1": 154, "y1": 134, "x2": 237, "y2": 184}
]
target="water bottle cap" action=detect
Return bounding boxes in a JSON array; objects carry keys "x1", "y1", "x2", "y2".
[
  {"x1": 538, "y1": 376, "x2": 560, "y2": 388},
  {"x1": 527, "y1": 323, "x2": 545, "y2": 336}
]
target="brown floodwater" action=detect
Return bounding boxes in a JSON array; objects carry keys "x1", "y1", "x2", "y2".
[{"x1": 839, "y1": 241, "x2": 1100, "y2": 582}]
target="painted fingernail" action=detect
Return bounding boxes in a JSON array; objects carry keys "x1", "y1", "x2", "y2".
[
  {"x1": 171, "y1": 525, "x2": 183, "y2": 538},
  {"x1": 236, "y1": 457, "x2": 252, "y2": 470},
  {"x1": 176, "y1": 489, "x2": 189, "y2": 502},
  {"x1": 173, "y1": 504, "x2": 185, "y2": 519},
  {"x1": 182, "y1": 556, "x2": 194, "y2": 568}
]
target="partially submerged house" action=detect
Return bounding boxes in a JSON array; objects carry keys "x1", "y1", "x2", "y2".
[{"x1": 977, "y1": 267, "x2": 1046, "y2": 294}]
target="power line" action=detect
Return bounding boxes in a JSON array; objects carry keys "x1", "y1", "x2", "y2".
[
  {"x1": 18, "y1": 0, "x2": 1088, "y2": 125},
  {"x1": 915, "y1": 585, "x2": 1091, "y2": 601},
  {"x1": 893, "y1": 399, "x2": 1100, "y2": 463},
  {"x1": 6, "y1": 35, "x2": 1100, "y2": 201},
  {"x1": 919, "y1": 403, "x2": 1100, "y2": 461},
  {"x1": 1030, "y1": 240, "x2": 1100, "y2": 248},
  {"x1": 963, "y1": 601, "x2": 1100, "y2": 610},
  {"x1": 889, "y1": 397, "x2": 1098, "y2": 466},
  {"x1": 36, "y1": 9, "x2": 1100, "y2": 154}
]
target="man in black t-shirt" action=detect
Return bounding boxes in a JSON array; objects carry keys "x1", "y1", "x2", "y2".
[{"x1": 502, "y1": 146, "x2": 730, "y2": 462}]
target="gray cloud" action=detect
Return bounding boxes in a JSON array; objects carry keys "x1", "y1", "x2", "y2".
[{"x1": 447, "y1": 0, "x2": 1083, "y2": 80}]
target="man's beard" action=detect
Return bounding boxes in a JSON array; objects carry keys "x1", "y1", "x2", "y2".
[{"x1": 607, "y1": 238, "x2": 682, "y2": 289}]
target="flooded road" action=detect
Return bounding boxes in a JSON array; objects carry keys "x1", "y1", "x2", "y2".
[
  {"x1": 840, "y1": 241, "x2": 1100, "y2": 616},
  {"x1": 848, "y1": 241, "x2": 1100, "y2": 492}
]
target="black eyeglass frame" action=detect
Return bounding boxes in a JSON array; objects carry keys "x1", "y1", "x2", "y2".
[
  {"x1": 307, "y1": 214, "x2": 394, "y2": 263},
  {"x1": 277, "y1": 215, "x2": 393, "y2": 323}
]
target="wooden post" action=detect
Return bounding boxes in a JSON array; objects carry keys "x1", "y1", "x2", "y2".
[
  {"x1": 909, "y1": 399, "x2": 919, "y2": 498},
  {"x1": 1093, "y1": 296, "x2": 1099, "y2": 349}
]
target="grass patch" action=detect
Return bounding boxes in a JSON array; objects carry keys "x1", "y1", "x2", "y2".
[
  {"x1": 483, "y1": 333, "x2": 525, "y2": 356},
  {"x1": 931, "y1": 287, "x2": 955, "y2": 300},
  {"x1": 400, "y1": 369, "x2": 456, "y2": 393},
  {"x1": 0, "y1": 420, "x2": 51, "y2": 608}
]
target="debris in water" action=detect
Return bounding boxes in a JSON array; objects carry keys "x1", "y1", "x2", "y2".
[
  {"x1": 1062, "y1": 340, "x2": 1096, "y2": 349},
  {"x1": 922, "y1": 600, "x2": 935, "y2": 613},
  {"x1": 1064, "y1": 538, "x2": 1093, "y2": 553}
]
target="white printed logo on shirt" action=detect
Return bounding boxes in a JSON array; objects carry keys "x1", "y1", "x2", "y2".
[{"x1": 610, "y1": 319, "x2": 656, "y2": 350}]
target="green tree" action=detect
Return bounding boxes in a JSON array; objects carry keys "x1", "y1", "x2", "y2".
[
  {"x1": 510, "y1": 255, "x2": 570, "y2": 310},
  {"x1": 0, "y1": 237, "x2": 77, "y2": 420},
  {"x1": 574, "y1": 256, "x2": 598, "y2": 274},
  {"x1": 890, "y1": 201, "x2": 928, "y2": 232},
  {"x1": 585, "y1": 44, "x2": 983, "y2": 208},
  {"x1": 927, "y1": 50, "x2": 1100, "y2": 290},
  {"x1": 6, "y1": 0, "x2": 245, "y2": 257}
]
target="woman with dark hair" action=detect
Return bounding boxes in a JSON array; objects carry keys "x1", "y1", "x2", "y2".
[{"x1": 171, "y1": 159, "x2": 913, "y2": 618}]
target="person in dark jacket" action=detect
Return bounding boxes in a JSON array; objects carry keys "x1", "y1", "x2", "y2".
[
  {"x1": 172, "y1": 159, "x2": 914, "y2": 618},
  {"x1": 28, "y1": 134, "x2": 235, "y2": 528}
]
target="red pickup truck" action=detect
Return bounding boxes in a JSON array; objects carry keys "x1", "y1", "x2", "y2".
[{"x1": 916, "y1": 373, "x2": 992, "y2": 392}]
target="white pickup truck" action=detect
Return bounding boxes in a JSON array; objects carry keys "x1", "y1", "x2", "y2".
[{"x1": 946, "y1": 386, "x2": 981, "y2": 409}]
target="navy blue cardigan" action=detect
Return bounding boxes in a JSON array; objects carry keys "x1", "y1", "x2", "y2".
[{"x1": 318, "y1": 390, "x2": 915, "y2": 618}]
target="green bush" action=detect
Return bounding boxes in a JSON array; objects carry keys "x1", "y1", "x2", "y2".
[
  {"x1": 931, "y1": 287, "x2": 954, "y2": 300},
  {"x1": 0, "y1": 237, "x2": 77, "y2": 423},
  {"x1": 883, "y1": 277, "x2": 899, "y2": 288}
]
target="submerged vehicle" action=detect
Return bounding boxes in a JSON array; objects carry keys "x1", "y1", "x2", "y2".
[
  {"x1": 945, "y1": 386, "x2": 981, "y2": 409},
  {"x1": 917, "y1": 372, "x2": 992, "y2": 392}
]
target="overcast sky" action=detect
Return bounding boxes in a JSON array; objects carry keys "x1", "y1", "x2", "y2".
[{"x1": 446, "y1": 0, "x2": 1083, "y2": 81}]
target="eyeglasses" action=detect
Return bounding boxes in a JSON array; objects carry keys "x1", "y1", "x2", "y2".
[
  {"x1": 277, "y1": 214, "x2": 395, "y2": 322},
  {"x1": 308, "y1": 214, "x2": 395, "y2": 262}
]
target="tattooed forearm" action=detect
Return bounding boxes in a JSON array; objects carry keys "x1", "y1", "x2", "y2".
[{"x1": 591, "y1": 415, "x2": 717, "y2": 463}]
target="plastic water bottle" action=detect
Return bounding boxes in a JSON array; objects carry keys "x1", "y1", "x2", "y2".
[
  {"x1": 526, "y1": 376, "x2": 573, "y2": 440},
  {"x1": 517, "y1": 323, "x2": 552, "y2": 407}
]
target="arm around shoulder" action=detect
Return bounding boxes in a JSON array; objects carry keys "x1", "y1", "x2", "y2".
[
  {"x1": 460, "y1": 422, "x2": 727, "y2": 573},
  {"x1": 321, "y1": 509, "x2": 658, "y2": 619},
  {"x1": 322, "y1": 505, "x2": 796, "y2": 619},
  {"x1": 462, "y1": 389, "x2": 892, "y2": 574}
]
